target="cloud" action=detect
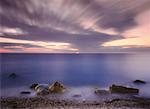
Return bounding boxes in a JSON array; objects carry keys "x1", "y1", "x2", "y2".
[
  {"x1": 102, "y1": 37, "x2": 150, "y2": 48},
  {"x1": 1, "y1": 0, "x2": 150, "y2": 33},
  {"x1": 0, "y1": 42, "x2": 41, "y2": 50},
  {"x1": 123, "y1": 9, "x2": 150, "y2": 38},
  {"x1": 0, "y1": 0, "x2": 150, "y2": 53},
  {"x1": 101, "y1": 9, "x2": 150, "y2": 50},
  {"x1": 0, "y1": 27, "x2": 26, "y2": 36},
  {"x1": 0, "y1": 37, "x2": 78, "y2": 53}
]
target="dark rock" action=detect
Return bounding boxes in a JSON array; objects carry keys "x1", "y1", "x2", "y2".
[
  {"x1": 133, "y1": 80, "x2": 146, "y2": 84},
  {"x1": 35, "y1": 84, "x2": 49, "y2": 95},
  {"x1": 48, "y1": 81, "x2": 66, "y2": 93},
  {"x1": 72, "y1": 94, "x2": 81, "y2": 97},
  {"x1": 95, "y1": 88, "x2": 109, "y2": 95},
  {"x1": 8, "y1": 73, "x2": 17, "y2": 78},
  {"x1": 109, "y1": 84, "x2": 139, "y2": 94},
  {"x1": 20, "y1": 91, "x2": 31, "y2": 94},
  {"x1": 30, "y1": 83, "x2": 39, "y2": 90}
]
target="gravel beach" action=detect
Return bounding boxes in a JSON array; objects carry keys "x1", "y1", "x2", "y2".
[{"x1": 1, "y1": 97, "x2": 150, "y2": 109}]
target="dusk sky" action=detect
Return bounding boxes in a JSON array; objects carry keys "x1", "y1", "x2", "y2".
[{"x1": 0, "y1": 0, "x2": 150, "y2": 53}]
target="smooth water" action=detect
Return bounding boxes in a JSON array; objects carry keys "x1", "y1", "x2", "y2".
[{"x1": 1, "y1": 53, "x2": 150, "y2": 99}]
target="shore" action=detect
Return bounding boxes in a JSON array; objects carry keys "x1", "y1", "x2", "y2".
[{"x1": 1, "y1": 97, "x2": 150, "y2": 109}]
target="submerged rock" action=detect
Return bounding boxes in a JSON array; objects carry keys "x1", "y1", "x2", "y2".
[
  {"x1": 95, "y1": 88, "x2": 109, "y2": 95},
  {"x1": 20, "y1": 91, "x2": 31, "y2": 94},
  {"x1": 30, "y1": 83, "x2": 39, "y2": 90},
  {"x1": 72, "y1": 94, "x2": 82, "y2": 98},
  {"x1": 109, "y1": 84, "x2": 139, "y2": 94},
  {"x1": 48, "y1": 81, "x2": 66, "y2": 93},
  {"x1": 133, "y1": 80, "x2": 146, "y2": 84},
  {"x1": 35, "y1": 84, "x2": 49, "y2": 95},
  {"x1": 8, "y1": 73, "x2": 17, "y2": 78}
]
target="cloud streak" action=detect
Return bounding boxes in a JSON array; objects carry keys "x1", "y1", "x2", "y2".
[
  {"x1": 0, "y1": 37, "x2": 78, "y2": 53},
  {"x1": 0, "y1": 0, "x2": 150, "y2": 53}
]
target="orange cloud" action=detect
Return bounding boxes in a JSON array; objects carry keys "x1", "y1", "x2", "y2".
[{"x1": 102, "y1": 37, "x2": 150, "y2": 48}]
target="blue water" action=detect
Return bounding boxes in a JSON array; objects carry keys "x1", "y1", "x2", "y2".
[{"x1": 1, "y1": 53, "x2": 150, "y2": 98}]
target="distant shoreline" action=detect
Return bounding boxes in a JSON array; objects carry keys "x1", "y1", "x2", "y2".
[{"x1": 1, "y1": 97, "x2": 150, "y2": 109}]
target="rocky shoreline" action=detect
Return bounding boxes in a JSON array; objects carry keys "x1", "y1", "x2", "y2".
[
  {"x1": 2, "y1": 77, "x2": 149, "y2": 108},
  {"x1": 1, "y1": 97, "x2": 150, "y2": 109}
]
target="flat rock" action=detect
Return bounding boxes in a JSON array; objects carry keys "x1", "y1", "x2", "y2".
[
  {"x1": 72, "y1": 94, "x2": 82, "y2": 97},
  {"x1": 20, "y1": 91, "x2": 31, "y2": 94},
  {"x1": 109, "y1": 84, "x2": 139, "y2": 94}
]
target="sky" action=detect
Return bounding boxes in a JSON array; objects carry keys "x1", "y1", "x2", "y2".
[{"x1": 0, "y1": 0, "x2": 150, "y2": 53}]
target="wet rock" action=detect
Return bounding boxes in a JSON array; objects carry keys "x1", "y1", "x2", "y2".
[
  {"x1": 95, "y1": 88, "x2": 109, "y2": 95},
  {"x1": 133, "y1": 80, "x2": 146, "y2": 84},
  {"x1": 35, "y1": 84, "x2": 49, "y2": 95},
  {"x1": 72, "y1": 94, "x2": 82, "y2": 98},
  {"x1": 20, "y1": 91, "x2": 31, "y2": 94},
  {"x1": 30, "y1": 83, "x2": 39, "y2": 90},
  {"x1": 48, "y1": 81, "x2": 66, "y2": 93},
  {"x1": 109, "y1": 84, "x2": 139, "y2": 94},
  {"x1": 8, "y1": 73, "x2": 17, "y2": 78}
]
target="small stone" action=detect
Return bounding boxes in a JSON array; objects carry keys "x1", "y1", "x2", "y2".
[
  {"x1": 8, "y1": 73, "x2": 17, "y2": 78},
  {"x1": 72, "y1": 94, "x2": 81, "y2": 97},
  {"x1": 20, "y1": 91, "x2": 31, "y2": 94},
  {"x1": 133, "y1": 80, "x2": 146, "y2": 84}
]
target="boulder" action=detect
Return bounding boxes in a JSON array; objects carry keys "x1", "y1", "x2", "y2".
[
  {"x1": 30, "y1": 83, "x2": 39, "y2": 90},
  {"x1": 109, "y1": 84, "x2": 139, "y2": 94},
  {"x1": 48, "y1": 81, "x2": 66, "y2": 93},
  {"x1": 8, "y1": 73, "x2": 17, "y2": 78},
  {"x1": 133, "y1": 80, "x2": 146, "y2": 84},
  {"x1": 95, "y1": 88, "x2": 109, "y2": 95},
  {"x1": 35, "y1": 84, "x2": 49, "y2": 95}
]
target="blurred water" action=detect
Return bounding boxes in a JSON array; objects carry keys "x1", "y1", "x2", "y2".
[{"x1": 1, "y1": 53, "x2": 150, "y2": 98}]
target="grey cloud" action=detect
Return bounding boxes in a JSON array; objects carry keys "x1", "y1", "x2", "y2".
[
  {"x1": 1, "y1": 28, "x2": 123, "y2": 52},
  {"x1": 0, "y1": 42, "x2": 43, "y2": 51},
  {"x1": 1, "y1": 0, "x2": 150, "y2": 33},
  {"x1": 0, "y1": 0, "x2": 150, "y2": 53}
]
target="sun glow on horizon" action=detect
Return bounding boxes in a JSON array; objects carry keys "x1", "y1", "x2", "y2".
[
  {"x1": 102, "y1": 37, "x2": 150, "y2": 48},
  {"x1": 0, "y1": 37, "x2": 78, "y2": 53}
]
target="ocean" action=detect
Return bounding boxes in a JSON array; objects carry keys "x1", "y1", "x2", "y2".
[{"x1": 1, "y1": 53, "x2": 150, "y2": 100}]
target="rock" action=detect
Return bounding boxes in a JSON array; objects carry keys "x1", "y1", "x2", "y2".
[
  {"x1": 35, "y1": 84, "x2": 49, "y2": 95},
  {"x1": 8, "y1": 73, "x2": 17, "y2": 78},
  {"x1": 20, "y1": 91, "x2": 31, "y2": 94},
  {"x1": 30, "y1": 83, "x2": 39, "y2": 90},
  {"x1": 48, "y1": 81, "x2": 66, "y2": 93},
  {"x1": 109, "y1": 84, "x2": 139, "y2": 94},
  {"x1": 133, "y1": 80, "x2": 146, "y2": 84},
  {"x1": 95, "y1": 88, "x2": 109, "y2": 95},
  {"x1": 72, "y1": 94, "x2": 81, "y2": 98}
]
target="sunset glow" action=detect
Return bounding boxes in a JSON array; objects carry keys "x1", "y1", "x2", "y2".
[{"x1": 102, "y1": 37, "x2": 150, "y2": 48}]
